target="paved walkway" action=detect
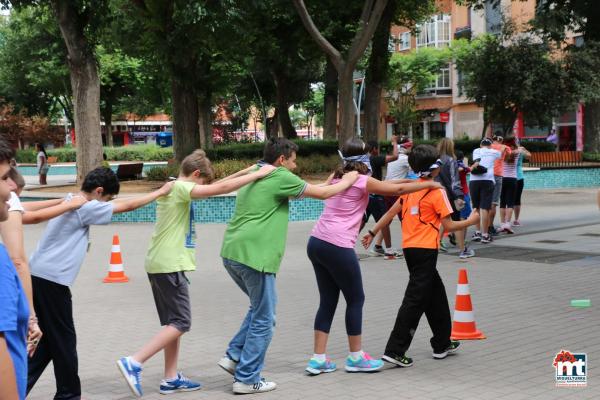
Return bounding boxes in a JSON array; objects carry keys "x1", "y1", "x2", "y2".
[{"x1": 23, "y1": 188, "x2": 600, "y2": 399}]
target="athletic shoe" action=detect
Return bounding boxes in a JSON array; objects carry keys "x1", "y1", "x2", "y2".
[
  {"x1": 305, "y1": 357, "x2": 337, "y2": 375},
  {"x1": 381, "y1": 352, "x2": 413, "y2": 367},
  {"x1": 369, "y1": 246, "x2": 385, "y2": 257},
  {"x1": 480, "y1": 234, "x2": 492, "y2": 244},
  {"x1": 159, "y1": 373, "x2": 202, "y2": 394},
  {"x1": 218, "y1": 356, "x2": 238, "y2": 376},
  {"x1": 471, "y1": 232, "x2": 482, "y2": 242},
  {"x1": 433, "y1": 341, "x2": 460, "y2": 359},
  {"x1": 232, "y1": 379, "x2": 277, "y2": 394},
  {"x1": 345, "y1": 352, "x2": 384, "y2": 372},
  {"x1": 488, "y1": 226, "x2": 499, "y2": 236},
  {"x1": 501, "y1": 223, "x2": 514, "y2": 234},
  {"x1": 439, "y1": 240, "x2": 448, "y2": 253},
  {"x1": 448, "y1": 233, "x2": 457, "y2": 246},
  {"x1": 459, "y1": 248, "x2": 475, "y2": 259},
  {"x1": 117, "y1": 357, "x2": 143, "y2": 397},
  {"x1": 384, "y1": 248, "x2": 403, "y2": 259},
  {"x1": 512, "y1": 220, "x2": 521, "y2": 226}
]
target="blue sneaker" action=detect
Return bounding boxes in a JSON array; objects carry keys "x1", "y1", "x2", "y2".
[
  {"x1": 117, "y1": 357, "x2": 143, "y2": 397},
  {"x1": 344, "y1": 352, "x2": 384, "y2": 372},
  {"x1": 305, "y1": 357, "x2": 337, "y2": 375},
  {"x1": 159, "y1": 372, "x2": 202, "y2": 394}
]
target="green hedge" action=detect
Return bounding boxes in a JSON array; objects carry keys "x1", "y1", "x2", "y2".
[
  {"x1": 15, "y1": 138, "x2": 557, "y2": 164},
  {"x1": 583, "y1": 152, "x2": 600, "y2": 162}
]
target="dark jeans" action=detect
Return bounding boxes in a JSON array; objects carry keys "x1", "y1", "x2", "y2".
[
  {"x1": 307, "y1": 236, "x2": 365, "y2": 336},
  {"x1": 28, "y1": 277, "x2": 81, "y2": 400},
  {"x1": 385, "y1": 248, "x2": 451, "y2": 356}
]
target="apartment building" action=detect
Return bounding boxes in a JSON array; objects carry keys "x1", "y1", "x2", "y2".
[{"x1": 384, "y1": 0, "x2": 584, "y2": 150}]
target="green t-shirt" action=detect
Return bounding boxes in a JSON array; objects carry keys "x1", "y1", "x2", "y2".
[
  {"x1": 220, "y1": 167, "x2": 307, "y2": 274},
  {"x1": 145, "y1": 180, "x2": 197, "y2": 274}
]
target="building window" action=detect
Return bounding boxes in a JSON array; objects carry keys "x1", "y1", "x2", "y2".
[
  {"x1": 416, "y1": 14, "x2": 451, "y2": 49},
  {"x1": 422, "y1": 65, "x2": 451, "y2": 96},
  {"x1": 436, "y1": 68, "x2": 450, "y2": 89},
  {"x1": 388, "y1": 34, "x2": 396, "y2": 52},
  {"x1": 400, "y1": 32, "x2": 411, "y2": 50}
]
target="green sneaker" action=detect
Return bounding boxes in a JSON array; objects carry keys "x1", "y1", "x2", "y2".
[
  {"x1": 381, "y1": 352, "x2": 413, "y2": 367},
  {"x1": 439, "y1": 240, "x2": 448, "y2": 253},
  {"x1": 433, "y1": 340, "x2": 460, "y2": 359}
]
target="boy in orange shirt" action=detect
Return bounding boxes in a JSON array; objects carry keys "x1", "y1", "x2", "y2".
[{"x1": 362, "y1": 145, "x2": 479, "y2": 367}]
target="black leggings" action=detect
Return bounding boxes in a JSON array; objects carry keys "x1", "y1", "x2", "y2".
[
  {"x1": 307, "y1": 236, "x2": 365, "y2": 336},
  {"x1": 514, "y1": 179, "x2": 524, "y2": 206},
  {"x1": 500, "y1": 177, "x2": 517, "y2": 209}
]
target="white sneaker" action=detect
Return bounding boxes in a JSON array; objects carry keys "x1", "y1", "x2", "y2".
[
  {"x1": 218, "y1": 356, "x2": 237, "y2": 376},
  {"x1": 232, "y1": 380, "x2": 277, "y2": 394},
  {"x1": 384, "y1": 248, "x2": 403, "y2": 259}
]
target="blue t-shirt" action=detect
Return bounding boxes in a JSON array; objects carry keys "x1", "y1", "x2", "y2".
[
  {"x1": 0, "y1": 244, "x2": 29, "y2": 400},
  {"x1": 30, "y1": 195, "x2": 114, "y2": 286}
]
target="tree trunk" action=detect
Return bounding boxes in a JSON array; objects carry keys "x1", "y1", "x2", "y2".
[
  {"x1": 364, "y1": 1, "x2": 395, "y2": 142},
  {"x1": 323, "y1": 59, "x2": 338, "y2": 140},
  {"x1": 338, "y1": 69, "x2": 356, "y2": 146},
  {"x1": 171, "y1": 79, "x2": 200, "y2": 162},
  {"x1": 274, "y1": 72, "x2": 297, "y2": 139},
  {"x1": 198, "y1": 91, "x2": 213, "y2": 149},
  {"x1": 267, "y1": 108, "x2": 279, "y2": 138},
  {"x1": 102, "y1": 100, "x2": 114, "y2": 147},
  {"x1": 584, "y1": 101, "x2": 600, "y2": 152},
  {"x1": 52, "y1": 0, "x2": 103, "y2": 185}
]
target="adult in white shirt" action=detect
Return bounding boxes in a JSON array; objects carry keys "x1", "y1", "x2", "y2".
[{"x1": 468, "y1": 138, "x2": 500, "y2": 243}]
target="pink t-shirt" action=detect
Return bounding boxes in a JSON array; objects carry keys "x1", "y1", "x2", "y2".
[{"x1": 311, "y1": 174, "x2": 369, "y2": 248}]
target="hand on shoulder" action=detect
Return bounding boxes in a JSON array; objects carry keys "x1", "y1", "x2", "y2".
[
  {"x1": 341, "y1": 170, "x2": 359, "y2": 184},
  {"x1": 256, "y1": 164, "x2": 276, "y2": 177}
]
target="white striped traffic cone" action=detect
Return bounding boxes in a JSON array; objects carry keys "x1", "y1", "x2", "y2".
[
  {"x1": 450, "y1": 269, "x2": 485, "y2": 340},
  {"x1": 103, "y1": 235, "x2": 129, "y2": 283}
]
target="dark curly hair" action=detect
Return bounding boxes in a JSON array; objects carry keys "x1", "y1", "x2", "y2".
[{"x1": 81, "y1": 167, "x2": 120, "y2": 195}]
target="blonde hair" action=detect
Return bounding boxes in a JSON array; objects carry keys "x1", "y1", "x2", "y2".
[
  {"x1": 180, "y1": 149, "x2": 214, "y2": 182},
  {"x1": 437, "y1": 137, "x2": 456, "y2": 159}
]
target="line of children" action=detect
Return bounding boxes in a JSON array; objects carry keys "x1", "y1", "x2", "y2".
[
  {"x1": 305, "y1": 138, "x2": 441, "y2": 376},
  {"x1": 362, "y1": 144, "x2": 479, "y2": 367},
  {"x1": 117, "y1": 150, "x2": 275, "y2": 397}
]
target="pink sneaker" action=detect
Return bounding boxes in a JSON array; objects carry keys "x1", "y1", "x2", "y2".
[{"x1": 512, "y1": 220, "x2": 521, "y2": 226}]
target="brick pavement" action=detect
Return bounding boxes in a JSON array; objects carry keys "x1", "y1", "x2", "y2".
[{"x1": 23, "y1": 189, "x2": 600, "y2": 399}]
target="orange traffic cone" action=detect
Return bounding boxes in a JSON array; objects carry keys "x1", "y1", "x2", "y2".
[
  {"x1": 450, "y1": 269, "x2": 485, "y2": 340},
  {"x1": 103, "y1": 235, "x2": 129, "y2": 283}
]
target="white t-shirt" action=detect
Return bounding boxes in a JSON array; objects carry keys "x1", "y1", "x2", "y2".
[
  {"x1": 7, "y1": 192, "x2": 24, "y2": 213},
  {"x1": 29, "y1": 195, "x2": 114, "y2": 286},
  {"x1": 470, "y1": 147, "x2": 501, "y2": 182},
  {"x1": 385, "y1": 152, "x2": 410, "y2": 181},
  {"x1": 36, "y1": 152, "x2": 46, "y2": 169}
]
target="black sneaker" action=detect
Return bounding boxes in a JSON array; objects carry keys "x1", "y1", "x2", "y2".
[
  {"x1": 480, "y1": 234, "x2": 492, "y2": 244},
  {"x1": 433, "y1": 341, "x2": 460, "y2": 359},
  {"x1": 381, "y1": 352, "x2": 413, "y2": 367},
  {"x1": 448, "y1": 233, "x2": 457, "y2": 246},
  {"x1": 488, "y1": 226, "x2": 499, "y2": 236},
  {"x1": 471, "y1": 232, "x2": 482, "y2": 242}
]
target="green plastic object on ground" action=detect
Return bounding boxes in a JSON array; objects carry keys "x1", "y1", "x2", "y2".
[{"x1": 570, "y1": 299, "x2": 591, "y2": 308}]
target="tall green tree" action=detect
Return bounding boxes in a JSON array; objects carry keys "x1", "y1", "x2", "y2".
[
  {"x1": 363, "y1": 0, "x2": 434, "y2": 141},
  {"x1": 385, "y1": 47, "x2": 451, "y2": 134},
  {"x1": 453, "y1": 33, "x2": 572, "y2": 136},
  {"x1": 293, "y1": 0, "x2": 388, "y2": 146},
  {"x1": 4, "y1": 0, "x2": 109, "y2": 183}
]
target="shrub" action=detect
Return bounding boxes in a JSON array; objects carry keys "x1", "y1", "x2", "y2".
[
  {"x1": 145, "y1": 164, "x2": 180, "y2": 181},
  {"x1": 583, "y1": 152, "x2": 600, "y2": 162}
]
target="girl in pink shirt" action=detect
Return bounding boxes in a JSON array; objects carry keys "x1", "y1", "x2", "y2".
[{"x1": 305, "y1": 138, "x2": 440, "y2": 375}]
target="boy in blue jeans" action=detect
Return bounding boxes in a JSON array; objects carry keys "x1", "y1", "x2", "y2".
[
  {"x1": 217, "y1": 138, "x2": 359, "y2": 394},
  {"x1": 27, "y1": 167, "x2": 173, "y2": 400}
]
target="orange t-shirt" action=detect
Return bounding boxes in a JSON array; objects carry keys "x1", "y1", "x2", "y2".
[
  {"x1": 491, "y1": 143, "x2": 511, "y2": 176},
  {"x1": 400, "y1": 185, "x2": 453, "y2": 250}
]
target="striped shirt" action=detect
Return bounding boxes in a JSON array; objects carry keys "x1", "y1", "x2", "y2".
[{"x1": 503, "y1": 150, "x2": 520, "y2": 178}]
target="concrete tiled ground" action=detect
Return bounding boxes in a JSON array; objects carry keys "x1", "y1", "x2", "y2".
[{"x1": 22, "y1": 189, "x2": 600, "y2": 399}]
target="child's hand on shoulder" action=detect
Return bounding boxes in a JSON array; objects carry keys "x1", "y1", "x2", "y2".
[
  {"x1": 256, "y1": 164, "x2": 276, "y2": 177},
  {"x1": 427, "y1": 181, "x2": 443, "y2": 190},
  {"x1": 67, "y1": 195, "x2": 88, "y2": 209},
  {"x1": 158, "y1": 181, "x2": 175, "y2": 196}
]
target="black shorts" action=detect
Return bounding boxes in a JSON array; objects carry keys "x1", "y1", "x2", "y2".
[
  {"x1": 514, "y1": 179, "x2": 524, "y2": 206},
  {"x1": 363, "y1": 194, "x2": 387, "y2": 224},
  {"x1": 500, "y1": 177, "x2": 517, "y2": 208},
  {"x1": 469, "y1": 180, "x2": 494, "y2": 210},
  {"x1": 148, "y1": 272, "x2": 191, "y2": 332}
]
